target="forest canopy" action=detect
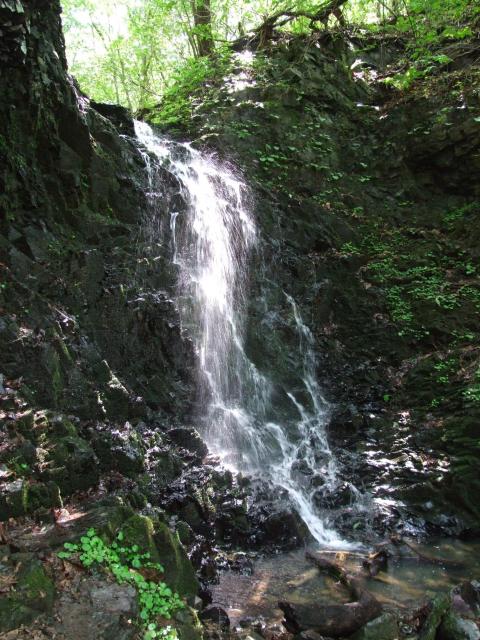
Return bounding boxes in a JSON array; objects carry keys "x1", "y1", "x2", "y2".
[{"x1": 61, "y1": 0, "x2": 479, "y2": 112}]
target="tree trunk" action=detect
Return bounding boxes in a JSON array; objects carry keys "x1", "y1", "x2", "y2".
[{"x1": 191, "y1": 0, "x2": 214, "y2": 57}]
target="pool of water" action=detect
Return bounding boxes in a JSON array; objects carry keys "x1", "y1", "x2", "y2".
[{"x1": 211, "y1": 539, "x2": 480, "y2": 627}]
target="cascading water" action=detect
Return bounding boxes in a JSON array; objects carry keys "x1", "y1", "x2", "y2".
[{"x1": 136, "y1": 121, "x2": 351, "y2": 547}]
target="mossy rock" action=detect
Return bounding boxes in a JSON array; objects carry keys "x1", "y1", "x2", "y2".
[
  {"x1": 0, "y1": 480, "x2": 61, "y2": 521},
  {"x1": 92, "y1": 424, "x2": 145, "y2": 476},
  {"x1": 119, "y1": 515, "x2": 199, "y2": 599},
  {"x1": 420, "y1": 594, "x2": 451, "y2": 640},
  {"x1": 43, "y1": 432, "x2": 99, "y2": 494},
  {"x1": 0, "y1": 556, "x2": 55, "y2": 632},
  {"x1": 439, "y1": 612, "x2": 480, "y2": 640},
  {"x1": 350, "y1": 613, "x2": 399, "y2": 640},
  {"x1": 153, "y1": 520, "x2": 199, "y2": 599}
]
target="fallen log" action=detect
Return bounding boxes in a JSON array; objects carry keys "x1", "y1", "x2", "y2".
[{"x1": 279, "y1": 553, "x2": 382, "y2": 638}]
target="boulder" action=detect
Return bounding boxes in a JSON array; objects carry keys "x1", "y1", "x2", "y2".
[
  {"x1": 0, "y1": 556, "x2": 55, "y2": 632},
  {"x1": 174, "y1": 605, "x2": 204, "y2": 640},
  {"x1": 350, "y1": 612, "x2": 399, "y2": 640},
  {"x1": 199, "y1": 604, "x2": 230, "y2": 629},
  {"x1": 168, "y1": 427, "x2": 208, "y2": 459},
  {"x1": 119, "y1": 514, "x2": 199, "y2": 599},
  {"x1": 438, "y1": 613, "x2": 480, "y2": 640},
  {"x1": 0, "y1": 479, "x2": 62, "y2": 521},
  {"x1": 92, "y1": 422, "x2": 146, "y2": 476},
  {"x1": 420, "y1": 595, "x2": 450, "y2": 640}
]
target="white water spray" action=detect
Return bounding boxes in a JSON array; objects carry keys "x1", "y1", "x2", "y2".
[{"x1": 136, "y1": 121, "x2": 350, "y2": 547}]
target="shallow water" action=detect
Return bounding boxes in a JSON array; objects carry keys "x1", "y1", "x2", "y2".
[{"x1": 211, "y1": 539, "x2": 480, "y2": 626}]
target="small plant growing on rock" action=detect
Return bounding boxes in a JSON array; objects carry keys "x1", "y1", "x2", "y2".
[{"x1": 58, "y1": 528, "x2": 183, "y2": 640}]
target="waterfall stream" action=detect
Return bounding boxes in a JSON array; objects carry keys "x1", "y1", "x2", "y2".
[{"x1": 136, "y1": 121, "x2": 350, "y2": 547}]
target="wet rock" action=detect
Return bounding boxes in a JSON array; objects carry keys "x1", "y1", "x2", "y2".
[
  {"x1": 120, "y1": 514, "x2": 199, "y2": 599},
  {"x1": 216, "y1": 498, "x2": 250, "y2": 544},
  {"x1": 200, "y1": 605, "x2": 230, "y2": 629},
  {"x1": 350, "y1": 612, "x2": 399, "y2": 640},
  {"x1": 168, "y1": 427, "x2": 208, "y2": 459},
  {"x1": 327, "y1": 404, "x2": 365, "y2": 441},
  {"x1": 229, "y1": 552, "x2": 254, "y2": 575},
  {"x1": 420, "y1": 595, "x2": 450, "y2": 640},
  {"x1": 313, "y1": 482, "x2": 355, "y2": 509},
  {"x1": 90, "y1": 102, "x2": 135, "y2": 137},
  {"x1": 438, "y1": 614, "x2": 480, "y2": 640},
  {"x1": 150, "y1": 447, "x2": 184, "y2": 488},
  {"x1": 92, "y1": 422, "x2": 146, "y2": 476}
]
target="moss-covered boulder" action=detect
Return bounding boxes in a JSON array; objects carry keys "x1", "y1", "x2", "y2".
[
  {"x1": 92, "y1": 422, "x2": 146, "y2": 476},
  {"x1": 0, "y1": 555, "x2": 55, "y2": 632},
  {"x1": 119, "y1": 515, "x2": 199, "y2": 599},
  {"x1": 42, "y1": 432, "x2": 99, "y2": 494},
  {"x1": 439, "y1": 613, "x2": 480, "y2": 640},
  {"x1": 420, "y1": 595, "x2": 451, "y2": 640},
  {"x1": 0, "y1": 479, "x2": 62, "y2": 521}
]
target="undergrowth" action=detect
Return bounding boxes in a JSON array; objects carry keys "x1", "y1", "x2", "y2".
[{"x1": 58, "y1": 528, "x2": 184, "y2": 640}]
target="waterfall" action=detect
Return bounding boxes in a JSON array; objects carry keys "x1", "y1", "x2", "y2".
[{"x1": 136, "y1": 121, "x2": 350, "y2": 547}]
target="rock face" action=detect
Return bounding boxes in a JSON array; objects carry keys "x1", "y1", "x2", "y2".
[
  {"x1": 0, "y1": 0, "x2": 195, "y2": 429},
  {"x1": 0, "y1": 0, "x2": 196, "y2": 521}
]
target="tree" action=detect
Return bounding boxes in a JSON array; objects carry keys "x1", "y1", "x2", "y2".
[{"x1": 191, "y1": 0, "x2": 215, "y2": 56}]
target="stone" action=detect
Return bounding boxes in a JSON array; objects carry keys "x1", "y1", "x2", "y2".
[
  {"x1": 174, "y1": 605, "x2": 204, "y2": 640},
  {"x1": 168, "y1": 427, "x2": 208, "y2": 459},
  {"x1": 200, "y1": 605, "x2": 230, "y2": 629},
  {"x1": 439, "y1": 614, "x2": 480, "y2": 640},
  {"x1": 176, "y1": 520, "x2": 195, "y2": 545},
  {"x1": 420, "y1": 595, "x2": 451, "y2": 640},
  {"x1": 91, "y1": 102, "x2": 136, "y2": 137},
  {"x1": 92, "y1": 422, "x2": 145, "y2": 476},
  {"x1": 350, "y1": 612, "x2": 399, "y2": 640},
  {"x1": 90, "y1": 583, "x2": 138, "y2": 616},
  {"x1": 0, "y1": 479, "x2": 62, "y2": 521},
  {"x1": 119, "y1": 514, "x2": 199, "y2": 599},
  {"x1": 0, "y1": 556, "x2": 55, "y2": 632},
  {"x1": 43, "y1": 431, "x2": 99, "y2": 494},
  {"x1": 153, "y1": 520, "x2": 200, "y2": 599}
]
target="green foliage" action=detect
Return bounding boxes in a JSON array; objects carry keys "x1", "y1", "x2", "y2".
[
  {"x1": 151, "y1": 48, "x2": 232, "y2": 127},
  {"x1": 60, "y1": 0, "x2": 479, "y2": 109},
  {"x1": 352, "y1": 196, "x2": 479, "y2": 340},
  {"x1": 58, "y1": 528, "x2": 184, "y2": 640},
  {"x1": 464, "y1": 367, "x2": 480, "y2": 403}
]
